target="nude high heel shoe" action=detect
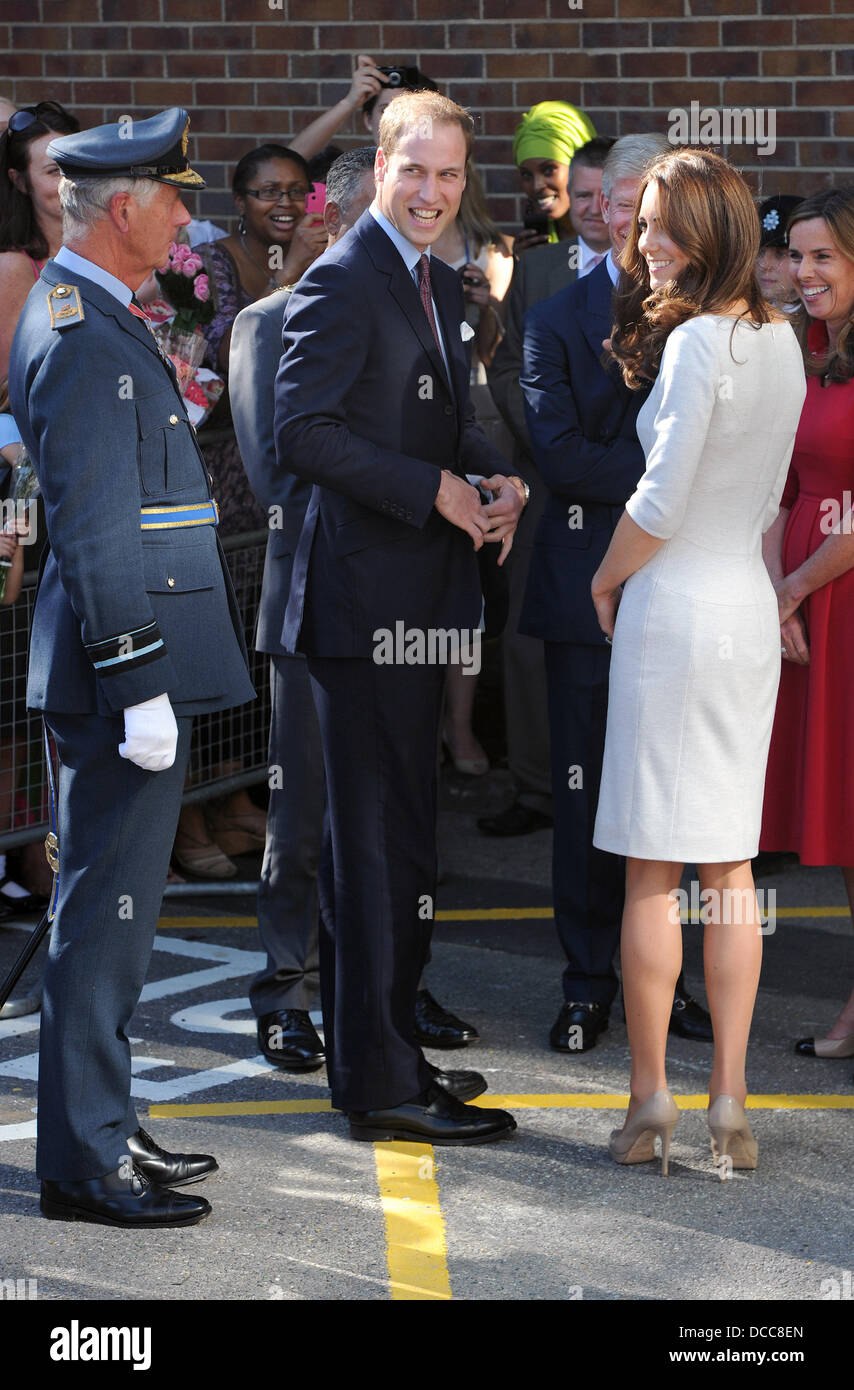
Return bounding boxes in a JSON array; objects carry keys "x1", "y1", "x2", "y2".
[
  {"x1": 608, "y1": 1089, "x2": 679, "y2": 1176},
  {"x1": 707, "y1": 1095, "x2": 758, "y2": 1174}
]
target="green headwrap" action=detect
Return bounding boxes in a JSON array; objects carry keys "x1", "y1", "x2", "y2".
[{"x1": 513, "y1": 100, "x2": 597, "y2": 168}]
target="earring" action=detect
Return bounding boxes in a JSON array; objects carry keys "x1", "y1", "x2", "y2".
[{"x1": 238, "y1": 213, "x2": 246, "y2": 235}]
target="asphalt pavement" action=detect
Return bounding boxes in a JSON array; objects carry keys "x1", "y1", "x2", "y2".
[{"x1": 1, "y1": 764, "x2": 852, "y2": 1331}]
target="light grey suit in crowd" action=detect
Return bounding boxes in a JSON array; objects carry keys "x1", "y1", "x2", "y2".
[
  {"x1": 230, "y1": 289, "x2": 322, "y2": 1014},
  {"x1": 486, "y1": 240, "x2": 578, "y2": 818}
]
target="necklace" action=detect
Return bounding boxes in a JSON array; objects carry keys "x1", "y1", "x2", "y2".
[{"x1": 238, "y1": 230, "x2": 280, "y2": 292}]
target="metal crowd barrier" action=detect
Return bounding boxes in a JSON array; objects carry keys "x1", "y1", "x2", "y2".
[{"x1": 0, "y1": 530, "x2": 271, "y2": 853}]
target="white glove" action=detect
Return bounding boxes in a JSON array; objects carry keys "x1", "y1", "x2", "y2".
[{"x1": 119, "y1": 692, "x2": 178, "y2": 771}]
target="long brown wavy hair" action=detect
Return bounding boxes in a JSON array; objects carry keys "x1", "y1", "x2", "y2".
[
  {"x1": 610, "y1": 148, "x2": 770, "y2": 390},
  {"x1": 786, "y1": 187, "x2": 854, "y2": 384}
]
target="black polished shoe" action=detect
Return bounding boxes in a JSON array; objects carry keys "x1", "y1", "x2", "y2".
[
  {"x1": 550, "y1": 1001, "x2": 609, "y2": 1053},
  {"x1": 40, "y1": 1165, "x2": 211, "y2": 1227},
  {"x1": 126, "y1": 1126, "x2": 217, "y2": 1188},
  {"x1": 414, "y1": 989, "x2": 479, "y2": 1049},
  {"x1": 257, "y1": 1009, "x2": 325, "y2": 1071},
  {"x1": 477, "y1": 801, "x2": 553, "y2": 837},
  {"x1": 349, "y1": 1081, "x2": 516, "y2": 1145},
  {"x1": 669, "y1": 974, "x2": 713, "y2": 1042},
  {"x1": 427, "y1": 1061, "x2": 487, "y2": 1102}
]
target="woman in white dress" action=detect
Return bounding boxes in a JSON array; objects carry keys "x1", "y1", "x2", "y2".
[{"x1": 590, "y1": 150, "x2": 806, "y2": 1175}]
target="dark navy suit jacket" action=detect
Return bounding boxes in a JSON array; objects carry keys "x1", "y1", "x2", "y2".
[
  {"x1": 274, "y1": 209, "x2": 508, "y2": 657},
  {"x1": 518, "y1": 258, "x2": 649, "y2": 647},
  {"x1": 230, "y1": 288, "x2": 303, "y2": 658}
]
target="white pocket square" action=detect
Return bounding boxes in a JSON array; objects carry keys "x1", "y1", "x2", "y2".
[{"x1": 460, "y1": 321, "x2": 475, "y2": 342}]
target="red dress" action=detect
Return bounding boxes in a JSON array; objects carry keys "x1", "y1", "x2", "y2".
[{"x1": 761, "y1": 322, "x2": 854, "y2": 864}]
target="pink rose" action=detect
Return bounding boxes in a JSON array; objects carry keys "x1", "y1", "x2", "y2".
[
  {"x1": 184, "y1": 253, "x2": 204, "y2": 274},
  {"x1": 181, "y1": 260, "x2": 198, "y2": 277},
  {"x1": 172, "y1": 243, "x2": 192, "y2": 263},
  {"x1": 193, "y1": 274, "x2": 210, "y2": 302}
]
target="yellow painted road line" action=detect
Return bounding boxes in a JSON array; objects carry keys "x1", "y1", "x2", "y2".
[
  {"x1": 149, "y1": 1098, "x2": 333, "y2": 1118},
  {"x1": 149, "y1": 1092, "x2": 854, "y2": 1119},
  {"x1": 373, "y1": 1141, "x2": 452, "y2": 1302},
  {"x1": 157, "y1": 906, "x2": 852, "y2": 930},
  {"x1": 157, "y1": 916, "x2": 258, "y2": 928}
]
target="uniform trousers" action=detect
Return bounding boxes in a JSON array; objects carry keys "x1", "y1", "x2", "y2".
[
  {"x1": 307, "y1": 656, "x2": 443, "y2": 1113},
  {"x1": 36, "y1": 711, "x2": 193, "y2": 1181},
  {"x1": 544, "y1": 643, "x2": 623, "y2": 1008},
  {"x1": 249, "y1": 652, "x2": 323, "y2": 1016}
]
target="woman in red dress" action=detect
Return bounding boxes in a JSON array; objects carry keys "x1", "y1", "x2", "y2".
[{"x1": 761, "y1": 188, "x2": 854, "y2": 1058}]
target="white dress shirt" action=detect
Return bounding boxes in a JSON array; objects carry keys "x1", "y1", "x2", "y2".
[{"x1": 368, "y1": 201, "x2": 452, "y2": 385}]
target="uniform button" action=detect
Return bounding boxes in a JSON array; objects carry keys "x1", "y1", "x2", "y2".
[
  {"x1": 169, "y1": 413, "x2": 178, "y2": 425},
  {"x1": 444, "y1": 405, "x2": 454, "y2": 416},
  {"x1": 167, "y1": 577, "x2": 175, "y2": 588}
]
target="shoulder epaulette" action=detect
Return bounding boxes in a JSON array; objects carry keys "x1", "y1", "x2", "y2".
[{"x1": 46, "y1": 283, "x2": 85, "y2": 330}]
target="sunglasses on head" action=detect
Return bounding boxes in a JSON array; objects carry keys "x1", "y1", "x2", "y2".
[{"x1": 7, "y1": 101, "x2": 67, "y2": 135}]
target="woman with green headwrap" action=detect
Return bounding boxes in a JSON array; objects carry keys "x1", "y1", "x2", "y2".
[{"x1": 513, "y1": 99, "x2": 597, "y2": 254}]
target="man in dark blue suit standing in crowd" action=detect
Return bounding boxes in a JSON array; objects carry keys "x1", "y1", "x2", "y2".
[
  {"x1": 275, "y1": 92, "x2": 523, "y2": 1144},
  {"x1": 519, "y1": 135, "x2": 713, "y2": 1056}
]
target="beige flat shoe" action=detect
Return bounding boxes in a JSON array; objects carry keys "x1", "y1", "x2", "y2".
[
  {"x1": 609, "y1": 1089, "x2": 679, "y2": 1176},
  {"x1": 708, "y1": 1094, "x2": 758, "y2": 1174}
]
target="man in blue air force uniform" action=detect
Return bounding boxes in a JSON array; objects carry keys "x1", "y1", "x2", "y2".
[{"x1": 8, "y1": 108, "x2": 254, "y2": 1228}]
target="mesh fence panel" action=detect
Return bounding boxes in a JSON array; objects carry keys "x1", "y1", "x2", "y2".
[{"x1": 0, "y1": 530, "x2": 270, "y2": 850}]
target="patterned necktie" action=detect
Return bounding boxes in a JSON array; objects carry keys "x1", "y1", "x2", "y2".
[
  {"x1": 128, "y1": 295, "x2": 173, "y2": 372},
  {"x1": 417, "y1": 253, "x2": 443, "y2": 355}
]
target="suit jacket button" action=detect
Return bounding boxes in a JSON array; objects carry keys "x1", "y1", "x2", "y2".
[
  {"x1": 167, "y1": 577, "x2": 175, "y2": 587},
  {"x1": 169, "y1": 413, "x2": 178, "y2": 425},
  {"x1": 444, "y1": 405, "x2": 453, "y2": 416}
]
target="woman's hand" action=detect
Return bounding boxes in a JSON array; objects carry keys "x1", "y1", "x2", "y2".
[
  {"x1": 780, "y1": 607, "x2": 809, "y2": 665},
  {"x1": 279, "y1": 213, "x2": 329, "y2": 283},
  {"x1": 0, "y1": 529, "x2": 18, "y2": 562},
  {"x1": 460, "y1": 263, "x2": 491, "y2": 309},
  {"x1": 592, "y1": 577, "x2": 622, "y2": 641},
  {"x1": 343, "y1": 55, "x2": 387, "y2": 113},
  {"x1": 513, "y1": 226, "x2": 550, "y2": 256}
]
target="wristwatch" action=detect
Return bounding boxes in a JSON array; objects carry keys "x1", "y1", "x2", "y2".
[{"x1": 507, "y1": 475, "x2": 530, "y2": 507}]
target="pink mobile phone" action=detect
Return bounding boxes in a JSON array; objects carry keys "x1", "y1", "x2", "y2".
[{"x1": 306, "y1": 184, "x2": 326, "y2": 216}]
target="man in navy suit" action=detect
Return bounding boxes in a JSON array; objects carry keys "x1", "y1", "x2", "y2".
[
  {"x1": 519, "y1": 135, "x2": 712, "y2": 1055},
  {"x1": 275, "y1": 92, "x2": 523, "y2": 1144}
]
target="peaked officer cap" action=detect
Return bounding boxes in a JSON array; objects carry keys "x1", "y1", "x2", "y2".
[{"x1": 47, "y1": 107, "x2": 204, "y2": 189}]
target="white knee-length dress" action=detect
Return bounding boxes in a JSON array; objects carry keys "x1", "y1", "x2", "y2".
[{"x1": 593, "y1": 314, "x2": 806, "y2": 862}]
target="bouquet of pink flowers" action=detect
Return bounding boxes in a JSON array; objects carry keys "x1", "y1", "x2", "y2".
[
  {"x1": 152, "y1": 241, "x2": 218, "y2": 400},
  {"x1": 155, "y1": 241, "x2": 214, "y2": 332}
]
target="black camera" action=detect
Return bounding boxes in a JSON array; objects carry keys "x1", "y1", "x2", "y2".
[{"x1": 378, "y1": 65, "x2": 422, "y2": 89}]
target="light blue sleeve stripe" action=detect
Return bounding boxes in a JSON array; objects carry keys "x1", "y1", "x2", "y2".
[{"x1": 92, "y1": 638, "x2": 164, "y2": 670}]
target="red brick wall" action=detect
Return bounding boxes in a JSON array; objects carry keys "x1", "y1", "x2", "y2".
[{"x1": 4, "y1": 0, "x2": 854, "y2": 230}]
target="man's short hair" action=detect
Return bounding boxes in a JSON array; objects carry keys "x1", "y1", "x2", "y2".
[
  {"x1": 325, "y1": 146, "x2": 376, "y2": 214},
  {"x1": 569, "y1": 136, "x2": 617, "y2": 177},
  {"x1": 379, "y1": 91, "x2": 475, "y2": 162},
  {"x1": 601, "y1": 133, "x2": 671, "y2": 201},
  {"x1": 58, "y1": 173, "x2": 158, "y2": 241}
]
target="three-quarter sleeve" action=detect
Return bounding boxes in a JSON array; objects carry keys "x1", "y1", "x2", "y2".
[{"x1": 625, "y1": 318, "x2": 719, "y2": 540}]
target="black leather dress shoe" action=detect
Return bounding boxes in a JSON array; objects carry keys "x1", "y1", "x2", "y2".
[
  {"x1": 41, "y1": 1166, "x2": 211, "y2": 1227},
  {"x1": 669, "y1": 975, "x2": 713, "y2": 1041},
  {"x1": 477, "y1": 801, "x2": 553, "y2": 837},
  {"x1": 349, "y1": 1081, "x2": 516, "y2": 1145},
  {"x1": 126, "y1": 1126, "x2": 217, "y2": 1187},
  {"x1": 427, "y1": 1061, "x2": 487, "y2": 1102},
  {"x1": 550, "y1": 1001, "x2": 609, "y2": 1052},
  {"x1": 414, "y1": 989, "x2": 479, "y2": 1048},
  {"x1": 258, "y1": 1009, "x2": 325, "y2": 1071}
]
